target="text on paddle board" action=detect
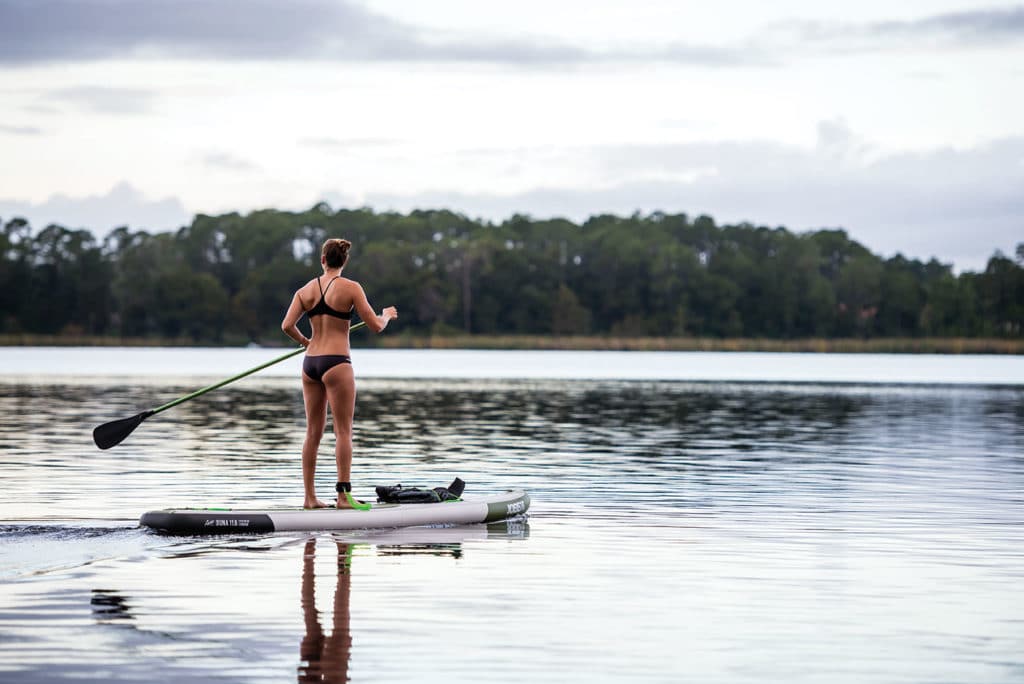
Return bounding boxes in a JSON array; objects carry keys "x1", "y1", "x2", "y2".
[{"x1": 203, "y1": 519, "x2": 252, "y2": 528}]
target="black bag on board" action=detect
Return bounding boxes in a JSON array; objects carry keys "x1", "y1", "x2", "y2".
[{"x1": 375, "y1": 477, "x2": 465, "y2": 504}]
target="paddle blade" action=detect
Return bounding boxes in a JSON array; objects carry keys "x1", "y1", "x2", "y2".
[{"x1": 93, "y1": 411, "x2": 153, "y2": 449}]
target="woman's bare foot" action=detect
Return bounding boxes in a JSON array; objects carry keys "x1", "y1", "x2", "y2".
[{"x1": 304, "y1": 498, "x2": 330, "y2": 509}]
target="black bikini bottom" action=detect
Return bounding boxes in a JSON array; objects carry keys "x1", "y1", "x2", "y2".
[{"x1": 302, "y1": 354, "x2": 352, "y2": 382}]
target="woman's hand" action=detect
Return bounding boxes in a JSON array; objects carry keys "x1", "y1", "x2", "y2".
[{"x1": 382, "y1": 306, "x2": 398, "y2": 321}]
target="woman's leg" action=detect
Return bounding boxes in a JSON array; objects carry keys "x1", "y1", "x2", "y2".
[
  {"x1": 322, "y1": 363, "x2": 356, "y2": 508},
  {"x1": 301, "y1": 372, "x2": 329, "y2": 508}
]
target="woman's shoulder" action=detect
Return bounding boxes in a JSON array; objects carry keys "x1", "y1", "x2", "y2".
[
  {"x1": 339, "y1": 276, "x2": 363, "y2": 290},
  {"x1": 294, "y1": 276, "x2": 324, "y2": 301},
  {"x1": 297, "y1": 276, "x2": 319, "y2": 292}
]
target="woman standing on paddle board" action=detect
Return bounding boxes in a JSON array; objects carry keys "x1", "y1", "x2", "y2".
[{"x1": 281, "y1": 238, "x2": 397, "y2": 509}]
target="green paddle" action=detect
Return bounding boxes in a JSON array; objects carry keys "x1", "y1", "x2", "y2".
[{"x1": 93, "y1": 321, "x2": 366, "y2": 449}]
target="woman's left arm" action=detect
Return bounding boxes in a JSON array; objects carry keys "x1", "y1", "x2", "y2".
[{"x1": 281, "y1": 292, "x2": 311, "y2": 347}]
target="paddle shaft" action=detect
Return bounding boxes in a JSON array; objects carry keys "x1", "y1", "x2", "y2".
[
  {"x1": 93, "y1": 320, "x2": 371, "y2": 449},
  {"x1": 151, "y1": 320, "x2": 367, "y2": 415}
]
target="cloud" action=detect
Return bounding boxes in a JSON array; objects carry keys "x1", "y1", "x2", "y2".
[
  {"x1": 2, "y1": 1, "x2": 1020, "y2": 67},
  {"x1": 200, "y1": 152, "x2": 259, "y2": 172},
  {"x1": 2, "y1": 132, "x2": 1016, "y2": 272},
  {"x1": 771, "y1": 5, "x2": 1024, "y2": 52},
  {"x1": 354, "y1": 133, "x2": 1024, "y2": 272},
  {"x1": 0, "y1": 0, "x2": 351, "y2": 63},
  {"x1": 0, "y1": 0, "x2": 581, "y2": 64},
  {"x1": 0, "y1": 182, "x2": 190, "y2": 233},
  {"x1": 0, "y1": 0, "x2": 756, "y2": 66},
  {"x1": 0, "y1": 123, "x2": 43, "y2": 135},
  {"x1": 868, "y1": 5, "x2": 1024, "y2": 43},
  {"x1": 299, "y1": 136, "x2": 402, "y2": 151},
  {"x1": 41, "y1": 86, "x2": 157, "y2": 115}
]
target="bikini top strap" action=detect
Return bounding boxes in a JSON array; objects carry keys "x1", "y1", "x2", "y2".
[{"x1": 321, "y1": 275, "x2": 340, "y2": 295}]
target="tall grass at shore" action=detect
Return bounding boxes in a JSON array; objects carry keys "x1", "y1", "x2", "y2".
[
  {"x1": 2, "y1": 333, "x2": 1021, "y2": 354},
  {"x1": 380, "y1": 335, "x2": 1023, "y2": 354}
]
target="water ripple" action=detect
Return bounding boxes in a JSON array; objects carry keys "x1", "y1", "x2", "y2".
[{"x1": 0, "y1": 376, "x2": 1022, "y2": 682}]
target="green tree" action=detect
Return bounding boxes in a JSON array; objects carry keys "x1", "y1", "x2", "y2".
[
  {"x1": 877, "y1": 255, "x2": 925, "y2": 336},
  {"x1": 974, "y1": 251, "x2": 1024, "y2": 336},
  {"x1": 0, "y1": 209, "x2": 1020, "y2": 344},
  {"x1": 27, "y1": 224, "x2": 111, "y2": 335},
  {"x1": 0, "y1": 218, "x2": 33, "y2": 332},
  {"x1": 552, "y1": 284, "x2": 591, "y2": 335},
  {"x1": 834, "y1": 254, "x2": 882, "y2": 337}
]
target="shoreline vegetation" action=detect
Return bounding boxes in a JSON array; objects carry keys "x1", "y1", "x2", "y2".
[
  {"x1": 3, "y1": 207, "x2": 1021, "y2": 346},
  {"x1": 2, "y1": 333, "x2": 1021, "y2": 354}
]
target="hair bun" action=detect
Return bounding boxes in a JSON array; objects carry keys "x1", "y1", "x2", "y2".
[{"x1": 322, "y1": 238, "x2": 351, "y2": 268}]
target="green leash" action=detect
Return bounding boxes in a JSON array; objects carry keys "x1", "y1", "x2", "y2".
[{"x1": 344, "y1": 491, "x2": 373, "y2": 512}]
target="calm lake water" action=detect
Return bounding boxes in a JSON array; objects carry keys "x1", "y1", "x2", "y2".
[{"x1": 1, "y1": 348, "x2": 1023, "y2": 682}]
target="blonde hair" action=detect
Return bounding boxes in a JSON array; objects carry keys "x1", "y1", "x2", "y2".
[{"x1": 322, "y1": 238, "x2": 351, "y2": 268}]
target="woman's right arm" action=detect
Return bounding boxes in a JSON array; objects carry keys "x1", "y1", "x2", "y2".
[
  {"x1": 281, "y1": 290, "x2": 311, "y2": 347},
  {"x1": 351, "y1": 282, "x2": 397, "y2": 333}
]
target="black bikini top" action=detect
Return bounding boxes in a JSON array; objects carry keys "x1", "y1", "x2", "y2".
[{"x1": 307, "y1": 276, "x2": 353, "y2": 320}]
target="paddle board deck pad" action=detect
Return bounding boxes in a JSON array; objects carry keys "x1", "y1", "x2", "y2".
[{"x1": 140, "y1": 489, "x2": 530, "y2": 535}]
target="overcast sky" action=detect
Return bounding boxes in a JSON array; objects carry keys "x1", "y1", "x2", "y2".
[{"x1": 0, "y1": 0, "x2": 1021, "y2": 271}]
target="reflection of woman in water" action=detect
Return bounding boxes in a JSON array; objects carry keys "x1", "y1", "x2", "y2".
[{"x1": 299, "y1": 538, "x2": 352, "y2": 683}]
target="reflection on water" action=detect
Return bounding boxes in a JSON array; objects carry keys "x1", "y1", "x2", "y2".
[
  {"x1": 295, "y1": 528, "x2": 522, "y2": 683},
  {"x1": 91, "y1": 589, "x2": 134, "y2": 622},
  {"x1": 299, "y1": 540, "x2": 352, "y2": 684},
  {"x1": 0, "y1": 522, "x2": 528, "y2": 683},
  {"x1": 0, "y1": 375, "x2": 1023, "y2": 682}
]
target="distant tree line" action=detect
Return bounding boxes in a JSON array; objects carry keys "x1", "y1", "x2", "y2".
[{"x1": 1, "y1": 205, "x2": 1021, "y2": 343}]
